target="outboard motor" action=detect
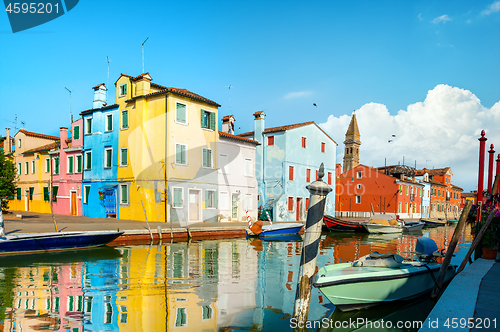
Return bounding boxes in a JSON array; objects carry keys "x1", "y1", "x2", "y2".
[{"x1": 415, "y1": 237, "x2": 443, "y2": 261}]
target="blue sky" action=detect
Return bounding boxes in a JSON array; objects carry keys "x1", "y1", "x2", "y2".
[{"x1": 1, "y1": 0, "x2": 499, "y2": 191}]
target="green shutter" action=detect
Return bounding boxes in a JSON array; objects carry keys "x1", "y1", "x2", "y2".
[
  {"x1": 77, "y1": 155, "x2": 82, "y2": 173},
  {"x1": 122, "y1": 111, "x2": 128, "y2": 128},
  {"x1": 210, "y1": 112, "x2": 216, "y2": 130},
  {"x1": 29, "y1": 187, "x2": 34, "y2": 200},
  {"x1": 107, "y1": 115, "x2": 112, "y2": 131},
  {"x1": 202, "y1": 149, "x2": 207, "y2": 167},
  {"x1": 176, "y1": 145, "x2": 181, "y2": 164},
  {"x1": 121, "y1": 185, "x2": 127, "y2": 204},
  {"x1": 52, "y1": 186, "x2": 58, "y2": 202},
  {"x1": 87, "y1": 152, "x2": 92, "y2": 169},
  {"x1": 106, "y1": 150, "x2": 112, "y2": 168},
  {"x1": 176, "y1": 104, "x2": 186, "y2": 123},
  {"x1": 69, "y1": 157, "x2": 74, "y2": 173},
  {"x1": 55, "y1": 158, "x2": 59, "y2": 174},
  {"x1": 43, "y1": 187, "x2": 49, "y2": 201},
  {"x1": 84, "y1": 186, "x2": 90, "y2": 204},
  {"x1": 74, "y1": 126, "x2": 80, "y2": 140},
  {"x1": 201, "y1": 110, "x2": 205, "y2": 127},
  {"x1": 17, "y1": 188, "x2": 21, "y2": 200}
]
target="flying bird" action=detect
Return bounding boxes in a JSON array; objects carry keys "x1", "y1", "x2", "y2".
[{"x1": 313, "y1": 103, "x2": 317, "y2": 107}]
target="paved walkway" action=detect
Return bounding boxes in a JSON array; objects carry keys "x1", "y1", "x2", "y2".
[{"x1": 419, "y1": 258, "x2": 499, "y2": 332}]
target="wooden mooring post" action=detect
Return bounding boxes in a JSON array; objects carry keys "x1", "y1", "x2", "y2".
[
  {"x1": 430, "y1": 200, "x2": 472, "y2": 300},
  {"x1": 293, "y1": 163, "x2": 332, "y2": 324}
]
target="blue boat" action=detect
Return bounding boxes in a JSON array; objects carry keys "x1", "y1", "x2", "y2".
[
  {"x1": 0, "y1": 231, "x2": 123, "y2": 255},
  {"x1": 247, "y1": 222, "x2": 304, "y2": 238}
]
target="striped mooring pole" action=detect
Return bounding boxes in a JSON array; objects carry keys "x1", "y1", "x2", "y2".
[{"x1": 293, "y1": 163, "x2": 332, "y2": 322}]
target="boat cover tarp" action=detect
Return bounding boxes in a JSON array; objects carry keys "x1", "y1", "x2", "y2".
[
  {"x1": 352, "y1": 251, "x2": 404, "y2": 268},
  {"x1": 368, "y1": 214, "x2": 398, "y2": 226}
]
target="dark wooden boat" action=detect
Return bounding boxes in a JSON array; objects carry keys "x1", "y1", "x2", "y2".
[{"x1": 323, "y1": 215, "x2": 367, "y2": 232}]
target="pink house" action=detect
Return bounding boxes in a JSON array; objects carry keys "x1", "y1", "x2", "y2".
[{"x1": 50, "y1": 119, "x2": 83, "y2": 215}]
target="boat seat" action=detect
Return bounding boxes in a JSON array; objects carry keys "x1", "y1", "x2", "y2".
[{"x1": 352, "y1": 252, "x2": 404, "y2": 268}]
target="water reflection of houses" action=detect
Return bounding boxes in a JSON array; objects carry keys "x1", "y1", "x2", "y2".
[{"x1": 2, "y1": 264, "x2": 84, "y2": 332}]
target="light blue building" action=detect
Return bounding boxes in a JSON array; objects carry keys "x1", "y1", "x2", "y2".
[
  {"x1": 416, "y1": 172, "x2": 431, "y2": 218},
  {"x1": 81, "y1": 84, "x2": 120, "y2": 218},
  {"x1": 239, "y1": 111, "x2": 337, "y2": 221}
]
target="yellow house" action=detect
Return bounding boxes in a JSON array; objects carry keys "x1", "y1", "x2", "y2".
[
  {"x1": 9, "y1": 130, "x2": 59, "y2": 213},
  {"x1": 114, "y1": 73, "x2": 220, "y2": 223}
]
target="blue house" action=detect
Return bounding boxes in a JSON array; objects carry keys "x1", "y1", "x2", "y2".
[
  {"x1": 239, "y1": 111, "x2": 337, "y2": 221},
  {"x1": 81, "y1": 84, "x2": 120, "y2": 218}
]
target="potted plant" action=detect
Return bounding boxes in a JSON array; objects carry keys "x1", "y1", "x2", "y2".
[{"x1": 482, "y1": 227, "x2": 498, "y2": 259}]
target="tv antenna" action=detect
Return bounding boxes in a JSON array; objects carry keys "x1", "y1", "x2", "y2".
[
  {"x1": 21, "y1": 121, "x2": 25, "y2": 130},
  {"x1": 106, "y1": 56, "x2": 110, "y2": 102},
  {"x1": 65, "y1": 87, "x2": 73, "y2": 123},
  {"x1": 226, "y1": 85, "x2": 232, "y2": 110},
  {"x1": 3, "y1": 114, "x2": 18, "y2": 132},
  {"x1": 142, "y1": 37, "x2": 149, "y2": 73}
]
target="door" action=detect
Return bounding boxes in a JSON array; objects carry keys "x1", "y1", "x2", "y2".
[
  {"x1": 189, "y1": 190, "x2": 200, "y2": 222},
  {"x1": 231, "y1": 194, "x2": 239, "y2": 221},
  {"x1": 70, "y1": 191, "x2": 77, "y2": 215},
  {"x1": 296, "y1": 198, "x2": 302, "y2": 221},
  {"x1": 104, "y1": 189, "x2": 117, "y2": 218}
]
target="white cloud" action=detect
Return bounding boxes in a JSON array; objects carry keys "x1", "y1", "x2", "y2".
[
  {"x1": 283, "y1": 91, "x2": 312, "y2": 100},
  {"x1": 482, "y1": 1, "x2": 500, "y2": 15},
  {"x1": 320, "y1": 85, "x2": 500, "y2": 192},
  {"x1": 432, "y1": 15, "x2": 452, "y2": 24},
  {"x1": 418, "y1": 13, "x2": 423, "y2": 21}
]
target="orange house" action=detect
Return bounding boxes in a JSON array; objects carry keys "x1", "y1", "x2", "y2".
[
  {"x1": 422, "y1": 167, "x2": 463, "y2": 219},
  {"x1": 336, "y1": 164, "x2": 424, "y2": 219}
]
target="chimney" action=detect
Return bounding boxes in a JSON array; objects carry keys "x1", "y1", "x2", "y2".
[
  {"x1": 221, "y1": 115, "x2": 235, "y2": 134},
  {"x1": 92, "y1": 83, "x2": 107, "y2": 109},
  {"x1": 135, "y1": 73, "x2": 152, "y2": 96},
  {"x1": 335, "y1": 163, "x2": 342, "y2": 177},
  {"x1": 60, "y1": 127, "x2": 68, "y2": 149},
  {"x1": 5, "y1": 128, "x2": 11, "y2": 154}
]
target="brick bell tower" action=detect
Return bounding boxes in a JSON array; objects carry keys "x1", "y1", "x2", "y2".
[{"x1": 343, "y1": 112, "x2": 361, "y2": 173}]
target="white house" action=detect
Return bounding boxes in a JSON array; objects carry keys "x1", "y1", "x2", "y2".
[{"x1": 218, "y1": 115, "x2": 260, "y2": 222}]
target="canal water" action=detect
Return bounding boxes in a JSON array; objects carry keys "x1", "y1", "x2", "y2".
[{"x1": 0, "y1": 224, "x2": 473, "y2": 332}]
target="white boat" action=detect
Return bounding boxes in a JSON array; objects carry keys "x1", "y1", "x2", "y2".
[
  {"x1": 363, "y1": 214, "x2": 403, "y2": 233},
  {"x1": 246, "y1": 222, "x2": 303, "y2": 238},
  {"x1": 314, "y1": 237, "x2": 456, "y2": 311}
]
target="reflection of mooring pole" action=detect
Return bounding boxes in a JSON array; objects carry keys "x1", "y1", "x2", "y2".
[{"x1": 293, "y1": 163, "x2": 332, "y2": 323}]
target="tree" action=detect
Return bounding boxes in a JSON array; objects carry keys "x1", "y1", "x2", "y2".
[{"x1": 0, "y1": 149, "x2": 16, "y2": 212}]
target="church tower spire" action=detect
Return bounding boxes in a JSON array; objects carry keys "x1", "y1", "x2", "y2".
[{"x1": 343, "y1": 112, "x2": 362, "y2": 173}]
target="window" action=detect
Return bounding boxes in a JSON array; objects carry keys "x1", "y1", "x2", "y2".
[
  {"x1": 244, "y1": 158, "x2": 253, "y2": 176},
  {"x1": 85, "y1": 151, "x2": 92, "y2": 170},
  {"x1": 357, "y1": 184, "x2": 361, "y2": 189},
  {"x1": 105, "y1": 302, "x2": 113, "y2": 324},
  {"x1": 119, "y1": 83, "x2": 127, "y2": 97},
  {"x1": 16, "y1": 188, "x2": 21, "y2": 200},
  {"x1": 105, "y1": 114, "x2": 113, "y2": 132},
  {"x1": 175, "y1": 307, "x2": 187, "y2": 327},
  {"x1": 202, "y1": 305, "x2": 213, "y2": 320},
  {"x1": 406, "y1": 186, "x2": 409, "y2": 195},
  {"x1": 306, "y1": 169, "x2": 311, "y2": 182},
  {"x1": 120, "y1": 148, "x2": 128, "y2": 166},
  {"x1": 28, "y1": 187, "x2": 34, "y2": 200},
  {"x1": 104, "y1": 148, "x2": 112, "y2": 168},
  {"x1": 288, "y1": 197, "x2": 294, "y2": 211},
  {"x1": 219, "y1": 154, "x2": 228, "y2": 174},
  {"x1": 173, "y1": 188, "x2": 183, "y2": 208},
  {"x1": 18, "y1": 138, "x2": 21, "y2": 148},
  {"x1": 76, "y1": 155, "x2": 82, "y2": 173},
  {"x1": 321, "y1": 142, "x2": 326, "y2": 153},
  {"x1": 245, "y1": 194, "x2": 253, "y2": 210},
  {"x1": 355, "y1": 195, "x2": 361, "y2": 204},
  {"x1": 73, "y1": 125, "x2": 80, "y2": 139},
  {"x1": 206, "y1": 190, "x2": 216, "y2": 209},
  {"x1": 201, "y1": 109, "x2": 216, "y2": 130},
  {"x1": 405, "y1": 203, "x2": 408, "y2": 213},
  {"x1": 301, "y1": 137, "x2": 307, "y2": 148},
  {"x1": 45, "y1": 158, "x2": 50, "y2": 173},
  {"x1": 175, "y1": 102, "x2": 187, "y2": 124},
  {"x1": 83, "y1": 185, "x2": 90, "y2": 204},
  {"x1": 43, "y1": 187, "x2": 49, "y2": 201},
  {"x1": 398, "y1": 202, "x2": 401, "y2": 213},
  {"x1": 18, "y1": 162, "x2": 21, "y2": 175},
  {"x1": 121, "y1": 110, "x2": 129, "y2": 129},
  {"x1": 202, "y1": 148, "x2": 212, "y2": 168},
  {"x1": 220, "y1": 192, "x2": 229, "y2": 210},
  {"x1": 306, "y1": 198, "x2": 309, "y2": 211},
  {"x1": 289, "y1": 166, "x2": 294, "y2": 181},
  {"x1": 52, "y1": 186, "x2": 58, "y2": 202},
  {"x1": 120, "y1": 305, "x2": 128, "y2": 324},
  {"x1": 175, "y1": 144, "x2": 187, "y2": 165},
  {"x1": 31, "y1": 160, "x2": 35, "y2": 174},
  {"x1": 268, "y1": 136, "x2": 274, "y2": 146},
  {"x1": 356, "y1": 171, "x2": 362, "y2": 179},
  {"x1": 67, "y1": 156, "x2": 74, "y2": 173},
  {"x1": 85, "y1": 117, "x2": 92, "y2": 134},
  {"x1": 25, "y1": 161, "x2": 28, "y2": 174},
  {"x1": 120, "y1": 184, "x2": 129, "y2": 204},
  {"x1": 328, "y1": 172, "x2": 332, "y2": 185}
]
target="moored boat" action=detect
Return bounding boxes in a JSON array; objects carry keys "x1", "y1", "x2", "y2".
[
  {"x1": 403, "y1": 221, "x2": 425, "y2": 232},
  {"x1": 363, "y1": 214, "x2": 403, "y2": 234},
  {"x1": 246, "y1": 222, "x2": 303, "y2": 237},
  {"x1": 314, "y1": 237, "x2": 456, "y2": 311},
  {"x1": 323, "y1": 215, "x2": 367, "y2": 232},
  {"x1": 0, "y1": 231, "x2": 123, "y2": 256},
  {"x1": 421, "y1": 218, "x2": 447, "y2": 226}
]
